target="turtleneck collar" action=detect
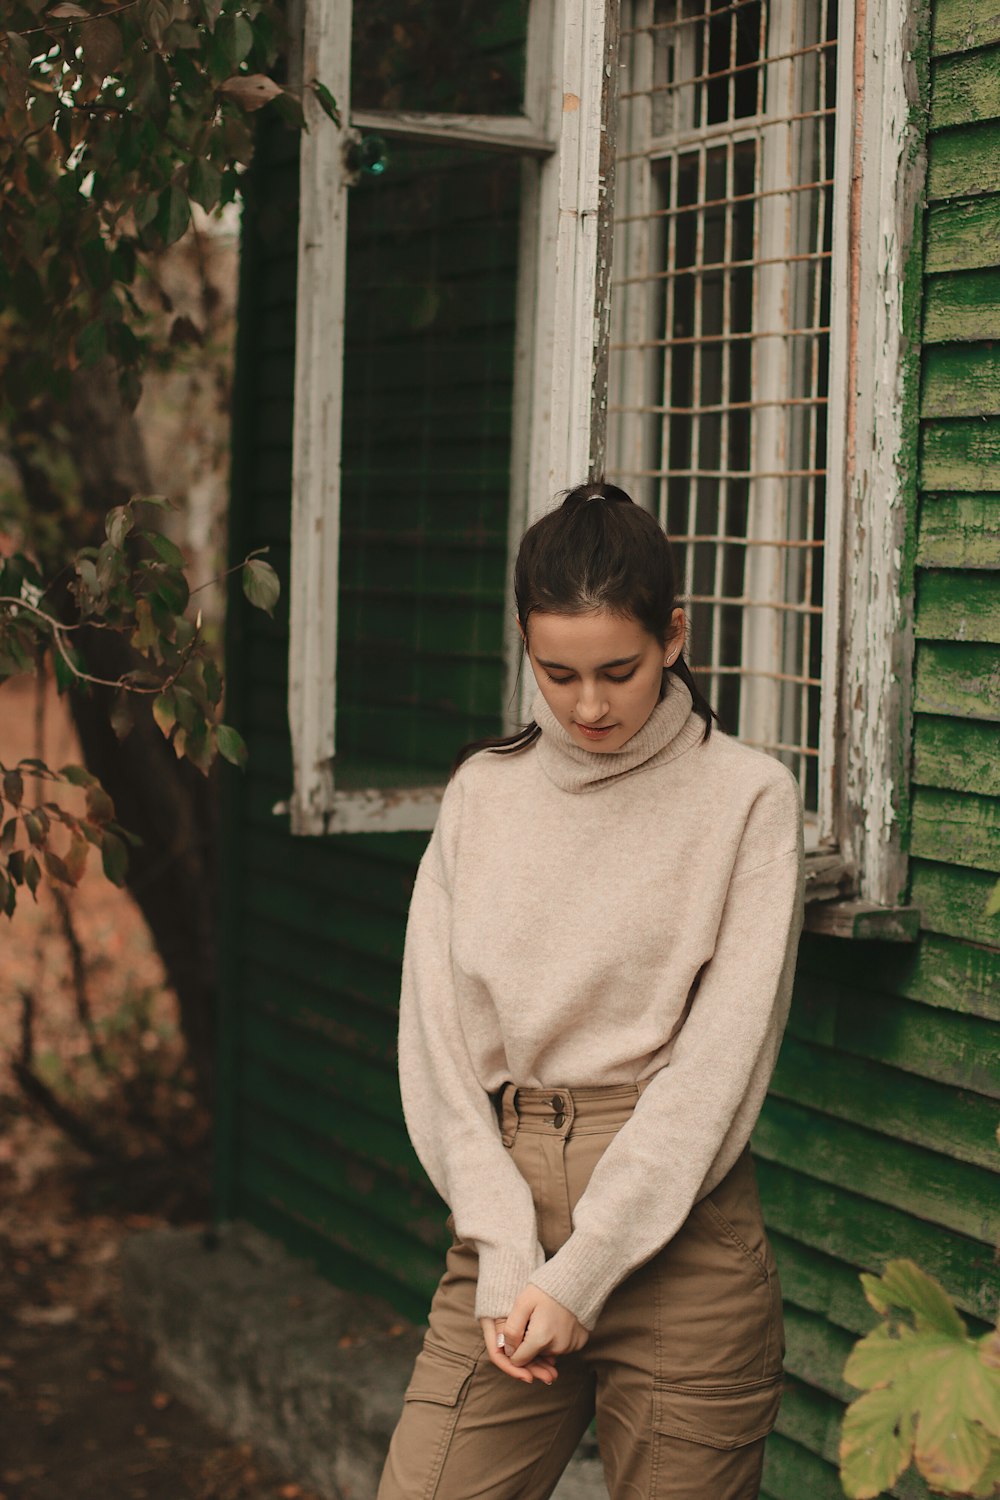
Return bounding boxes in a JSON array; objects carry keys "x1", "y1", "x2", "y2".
[{"x1": 530, "y1": 673, "x2": 706, "y2": 793}]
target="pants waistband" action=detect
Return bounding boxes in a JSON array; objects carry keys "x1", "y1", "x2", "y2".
[{"x1": 497, "y1": 1079, "x2": 652, "y2": 1138}]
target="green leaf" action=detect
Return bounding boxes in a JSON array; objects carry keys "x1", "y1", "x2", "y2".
[
  {"x1": 242, "y1": 556, "x2": 280, "y2": 616},
  {"x1": 101, "y1": 829, "x2": 128, "y2": 885},
  {"x1": 24, "y1": 855, "x2": 41, "y2": 898},
  {"x1": 155, "y1": 183, "x2": 191, "y2": 247},
  {"x1": 840, "y1": 1385, "x2": 915, "y2": 1498},
  {"x1": 28, "y1": 90, "x2": 58, "y2": 129},
  {"x1": 141, "y1": 529, "x2": 186, "y2": 569},
  {"x1": 85, "y1": 783, "x2": 115, "y2": 823},
  {"x1": 109, "y1": 692, "x2": 135, "y2": 742},
  {"x1": 152, "y1": 691, "x2": 177, "y2": 739},
  {"x1": 1, "y1": 818, "x2": 17, "y2": 855},
  {"x1": 862, "y1": 1260, "x2": 967, "y2": 1339},
  {"x1": 3, "y1": 769, "x2": 24, "y2": 805},
  {"x1": 310, "y1": 78, "x2": 341, "y2": 125},
  {"x1": 188, "y1": 157, "x2": 222, "y2": 213},
  {"x1": 220, "y1": 12, "x2": 254, "y2": 65},
  {"x1": 23, "y1": 812, "x2": 45, "y2": 847},
  {"x1": 59, "y1": 764, "x2": 95, "y2": 788},
  {"x1": 105, "y1": 503, "x2": 134, "y2": 549},
  {"x1": 43, "y1": 849, "x2": 72, "y2": 885},
  {"x1": 216, "y1": 722, "x2": 248, "y2": 769},
  {"x1": 138, "y1": 0, "x2": 173, "y2": 47}
]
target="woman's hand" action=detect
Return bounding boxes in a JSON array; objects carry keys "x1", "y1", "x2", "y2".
[
  {"x1": 479, "y1": 1315, "x2": 559, "y2": 1386},
  {"x1": 503, "y1": 1286, "x2": 590, "y2": 1367}
]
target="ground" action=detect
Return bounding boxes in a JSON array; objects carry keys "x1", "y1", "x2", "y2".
[{"x1": 0, "y1": 674, "x2": 322, "y2": 1500}]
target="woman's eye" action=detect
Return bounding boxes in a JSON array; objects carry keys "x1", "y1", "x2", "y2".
[{"x1": 545, "y1": 670, "x2": 637, "y2": 685}]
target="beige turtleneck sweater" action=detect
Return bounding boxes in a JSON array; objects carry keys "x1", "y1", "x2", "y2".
[{"x1": 397, "y1": 675, "x2": 806, "y2": 1331}]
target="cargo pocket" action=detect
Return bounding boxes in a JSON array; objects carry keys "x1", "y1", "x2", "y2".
[
  {"x1": 390, "y1": 1343, "x2": 478, "y2": 1499},
  {"x1": 404, "y1": 1340, "x2": 477, "y2": 1404},
  {"x1": 653, "y1": 1372, "x2": 783, "y2": 1450}
]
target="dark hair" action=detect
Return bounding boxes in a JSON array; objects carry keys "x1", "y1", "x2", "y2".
[{"x1": 449, "y1": 481, "x2": 720, "y2": 778}]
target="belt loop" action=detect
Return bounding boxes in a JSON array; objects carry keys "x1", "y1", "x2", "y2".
[
  {"x1": 499, "y1": 1082, "x2": 519, "y2": 1148},
  {"x1": 636, "y1": 1076, "x2": 652, "y2": 1097}
]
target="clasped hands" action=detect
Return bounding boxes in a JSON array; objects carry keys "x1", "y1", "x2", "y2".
[{"x1": 479, "y1": 1285, "x2": 589, "y2": 1386}]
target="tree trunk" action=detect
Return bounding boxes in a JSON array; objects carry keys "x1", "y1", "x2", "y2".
[{"x1": 10, "y1": 363, "x2": 220, "y2": 1104}]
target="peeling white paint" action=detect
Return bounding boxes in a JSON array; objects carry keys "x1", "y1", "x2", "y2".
[{"x1": 826, "y1": 0, "x2": 923, "y2": 908}]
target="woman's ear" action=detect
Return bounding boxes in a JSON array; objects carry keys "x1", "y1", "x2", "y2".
[
  {"x1": 664, "y1": 607, "x2": 686, "y2": 666},
  {"x1": 516, "y1": 614, "x2": 526, "y2": 648}
]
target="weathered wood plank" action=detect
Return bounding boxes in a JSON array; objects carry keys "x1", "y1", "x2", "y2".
[
  {"x1": 928, "y1": 121, "x2": 1000, "y2": 199},
  {"x1": 239, "y1": 1102, "x2": 440, "y2": 1243},
  {"x1": 762, "y1": 1431, "x2": 845, "y2": 1500},
  {"x1": 913, "y1": 639, "x2": 1000, "y2": 718},
  {"x1": 239, "y1": 1192, "x2": 431, "y2": 1323},
  {"x1": 909, "y1": 857, "x2": 1000, "y2": 946},
  {"x1": 914, "y1": 569, "x2": 1000, "y2": 642},
  {"x1": 239, "y1": 1055, "x2": 421, "y2": 1183},
  {"x1": 925, "y1": 195, "x2": 1000, "y2": 273},
  {"x1": 931, "y1": 48, "x2": 1000, "y2": 128},
  {"x1": 240, "y1": 1008, "x2": 401, "y2": 1119},
  {"x1": 917, "y1": 493, "x2": 1000, "y2": 568},
  {"x1": 769, "y1": 1230, "x2": 877, "y2": 1335},
  {"x1": 756, "y1": 1159, "x2": 998, "y2": 1321},
  {"x1": 911, "y1": 784, "x2": 1000, "y2": 871},
  {"x1": 754, "y1": 1099, "x2": 999, "y2": 1243},
  {"x1": 239, "y1": 1154, "x2": 445, "y2": 1296},
  {"x1": 920, "y1": 419, "x2": 1000, "y2": 489},
  {"x1": 921, "y1": 345, "x2": 1000, "y2": 417},
  {"x1": 782, "y1": 1308, "x2": 855, "y2": 1403},
  {"x1": 933, "y1": 0, "x2": 1000, "y2": 55},
  {"x1": 770, "y1": 1035, "x2": 1000, "y2": 1170},
  {"x1": 797, "y1": 928, "x2": 999, "y2": 1020},
  {"x1": 913, "y1": 713, "x2": 1000, "y2": 795},
  {"x1": 923, "y1": 273, "x2": 1000, "y2": 342},
  {"x1": 787, "y1": 976, "x2": 1000, "y2": 1096}
]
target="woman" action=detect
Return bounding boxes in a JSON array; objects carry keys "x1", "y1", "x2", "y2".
[{"x1": 378, "y1": 483, "x2": 806, "y2": 1500}]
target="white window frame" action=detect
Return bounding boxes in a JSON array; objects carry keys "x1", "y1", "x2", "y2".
[
  {"x1": 286, "y1": 0, "x2": 611, "y2": 835},
  {"x1": 284, "y1": 0, "x2": 922, "y2": 930}
]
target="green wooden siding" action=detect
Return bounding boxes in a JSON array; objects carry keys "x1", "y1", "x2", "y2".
[
  {"x1": 756, "y1": 9, "x2": 1000, "y2": 1494},
  {"x1": 219, "y1": 6, "x2": 1000, "y2": 1496}
]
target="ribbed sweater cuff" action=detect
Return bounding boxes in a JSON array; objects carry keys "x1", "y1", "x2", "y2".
[
  {"x1": 474, "y1": 1245, "x2": 541, "y2": 1320},
  {"x1": 528, "y1": 1232, "x2": 623, "y2": 1331}
]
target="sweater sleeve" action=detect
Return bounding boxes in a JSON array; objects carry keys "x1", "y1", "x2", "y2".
[
  {"x1": 528, "y1": 767, "x2": 806, "y2": 1331},
  {"x1": 397, "y1": 772, "x2": 546, "y2": 1320}
]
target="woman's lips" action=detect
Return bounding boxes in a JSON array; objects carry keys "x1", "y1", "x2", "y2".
[{"x1": 575, "y1": 722, "x2": 617, "y2": 739}]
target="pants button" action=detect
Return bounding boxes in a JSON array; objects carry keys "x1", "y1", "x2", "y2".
[
  {"x1": 553, "y1": 1112, "x2": 565, "y2": 1128},
  {"x1": 551, "y1": 1095, "x2": 564, "y2": 1111}
]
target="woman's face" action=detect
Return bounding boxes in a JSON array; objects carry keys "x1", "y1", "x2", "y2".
[{"x1": 519, "y1": 606, "x2": 686, "y2": 751}]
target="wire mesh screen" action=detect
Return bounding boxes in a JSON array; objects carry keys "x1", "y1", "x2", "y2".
[{"x1": 607, "y1": 0, "x2": 837, "y2": 818}]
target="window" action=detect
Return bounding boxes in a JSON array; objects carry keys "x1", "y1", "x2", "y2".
[
  {"x1": 288, "y1": 0, "x2": 920, "y2": 922},
  {"x1": 607, "y1": 0, "x2": 837, "y2": 846}
]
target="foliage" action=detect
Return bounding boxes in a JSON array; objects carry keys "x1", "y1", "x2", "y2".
[
  {"x1": 0, "y1": 0, "x2": 337, "y2": 409},
  {"x1": 0, "y1": 493, "x2": 279, "y2": 916},
  {"x1": 840, "y1": 1259, "x2": 1000, "y2": 1499}
]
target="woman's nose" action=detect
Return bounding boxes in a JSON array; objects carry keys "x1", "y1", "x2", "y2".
[{"x1": 575, "y1": 685, "x2": 609, "y2": 723}]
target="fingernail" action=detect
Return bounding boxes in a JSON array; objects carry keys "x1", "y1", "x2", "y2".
[{"x1": 497, "y1": 1333, "x2": 505, "y2": 1349}]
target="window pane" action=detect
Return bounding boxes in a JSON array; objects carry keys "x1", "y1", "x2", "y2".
[
  {"x1": 352, "y1": 0, "x2": 529, "y2": 115},
  {"x1": 336, "y1": 143, "x2": 521, "y2": 786},
  {"x1": 608, "y1": 0, "x2": 838, "y2": 819}
]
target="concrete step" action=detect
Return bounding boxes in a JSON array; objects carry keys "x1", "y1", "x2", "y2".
[{"x1": 120, "y1": 1220, "x2": 609, "y2": 1500}]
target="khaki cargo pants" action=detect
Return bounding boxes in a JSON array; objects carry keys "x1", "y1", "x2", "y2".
[{"x1": 378, "y1": 1082, "x2": 785, "y2": 1500}]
